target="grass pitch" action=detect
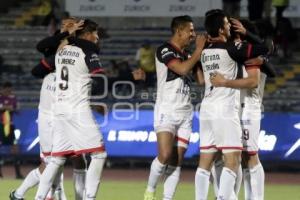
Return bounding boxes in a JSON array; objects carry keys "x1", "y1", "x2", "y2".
[{"x1": 1, "y1": 179, "x2": 300, "y2": 200}]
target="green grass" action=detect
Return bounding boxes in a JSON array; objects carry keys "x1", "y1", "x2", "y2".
[{"x1": 1, "y1": 179, "x2": 300, "y2": 200}]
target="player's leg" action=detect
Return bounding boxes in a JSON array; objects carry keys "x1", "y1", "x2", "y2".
[
  {"x1": 71, "y1": 154, "x2": 87, "y2": 200},
  {"x1": 35, "y1": 156, "x2": 66, "y2": 200},
  {"x1": 210, "y1": 152, "x2": 223, "y2": 198},
  {"x1": 10, "y1": 161, "x2": 46, "y2": 200},
  {"x1": 216, "y1": 111, "x2": 243, "y2": 200},
  {"x1": 72, "y1": 110, "x2": 106, "y2": 200},
  {"x1": 145, "y1": 131, "x2": 175, "y2": 200},
  {"x1": 242, "y1": 109, "x2": 264, "y2": 200},
  {"x1": 85, "y1": 151, "x2": 107, "y2": 200},
  {"x1": 195, "y1": 114, "x2": 217, "y2": 200}
]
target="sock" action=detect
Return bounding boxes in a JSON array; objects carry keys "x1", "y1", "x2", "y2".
[
  {"x1": 250, "y1": 163, "x2": 265, "y2": 200},
  {"x1": 163, "y1": 166, "x2": 181, "y2": 200},
  {"x1": 195, "y1": 167, "x2": 210, "y2": 200},
  {"x1": 146, "y1": 157, "x2": 166, "y2": 193},
  {"x1": 15, "y1": 168, "x2": 41, "y2": 198},
  {"x1": 211, "y1": 159, "x2": 224, "y2": 197},
  {"x1": 234, "y1": 165, "x2": 242, "y2": 195},
  {"x1": 243, "y1": 168, "x2": 253, "y2": 200},
  {"x1": 54, "y1": 173, "x2": 67, "y2": 200},
  {"x1": 35, "y1": 157, "x2": 66, "y2": 200},
  {"x1": 217, "y1": 167, "x2": 236, "y2": 200},
  {"x1": 85, "y1": 152, "x2": 106, "y2": 200},
  {"x1": 73, "y1": 168, "x2": 86, "y2": 200}
]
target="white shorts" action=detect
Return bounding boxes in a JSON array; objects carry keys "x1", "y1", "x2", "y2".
[
  {"x1": 38, "y1": 111, "x2": 53, "y2": 157},
  {"x1": 51, "y1": 110, "x2": 105, "y2": 156},
  {"x1": 240, "y1": 107, "x2": 261, "y2": 154},
  {"x1": 199, "y1": 104, "x2": 243, "y2": 153},
  {"x1": 154, "y1": 108, "x2": 192, "y2": 148}
]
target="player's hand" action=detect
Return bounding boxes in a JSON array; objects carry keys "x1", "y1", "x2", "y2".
[
  {"x1": 132, "y1": 68, "x2": 146, "y2": 81},
  {"x1": 230, "y1": 18, "x2": 246, "y2": 35},
  {"x1": 245, "y1": 56, "x2": 264, "y2": 66},
  {"x1": 195, "y1": 33, "x2": 207, "y2": 50},
  {"x1": 67, "y1": 20, "x2": 85, "y2": 35},
  {"x1": 210, "y1": 72, "x2": 227, "y2": 87}
]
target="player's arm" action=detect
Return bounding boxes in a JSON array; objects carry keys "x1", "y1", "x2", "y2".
[
  {"x1": 210, "y1": 66, "x2": 260, "y2": 89},
  {"x1": 165, "y1": 35, "x2": 206, "y2": 76},
  {"x1": 227, "y1": 41, "x2": 269, "y2": 65},
  {"x1": 245, "y1": 56, "x2": 276, "y2": 78},
  {"x1": 31, "y1": 55, "x2": 55, "y2": 78},
  {"x1": 36, "y1": 31, "x2": 70, "y2": 54},
  {"x1": 192, "y1": 61, "x2": 205, "y2": 85}
]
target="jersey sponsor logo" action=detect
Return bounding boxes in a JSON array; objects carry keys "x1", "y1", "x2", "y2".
[
  {"x1": 201, "y1": 53, "x2": 220, "y2": 63},
  {"x1": 90, "y1": 53, "x2": 101, "y2": 62},
  {"x1": 204, "y1": 63, "x2": 219, "y2": 72},
  {"x1": 58, "y1": 48, "x2": 80, "y2": 57}
]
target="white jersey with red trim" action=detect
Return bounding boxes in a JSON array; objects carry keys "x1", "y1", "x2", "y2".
[
  {"x1": 38, "y1": 73, "x2": 56, "y2": 114},
  {"x1": 155, "y1": 42, "x2": 194, "y2": 113},
  {"x1": 201, "y1": 41, "x2": 268, "y2": 106},
  {"x1": 241, "y1": 67, "x2": 267, "y2": 110},
  {"x1": 55, "y1": 44, "x2": 103, "y2": 113}
]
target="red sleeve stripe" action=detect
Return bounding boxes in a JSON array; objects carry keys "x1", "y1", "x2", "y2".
[
  {"x1": 91, "y1": 68, "x2": 105, "y2": 74},
  {"x1": 166, "y1": 58, "x2": 180, "y2": 67},
  {"x1": 247, "y1": 44, "x2": 253, "y2": 58},
  {"x1": 41, "y1": 58, "x2": 52, "y2": 70}
]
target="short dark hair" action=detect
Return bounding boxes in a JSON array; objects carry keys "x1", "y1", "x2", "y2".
[
  {"x1": 171, "y1": 15, "x2": 193, "y2": 34},
  {"x1": 76, "y1": 19, "x2": 98, "y2": 37},
  {"x1": 204, "y1": 10, "x2": 226, "y2": 37}
]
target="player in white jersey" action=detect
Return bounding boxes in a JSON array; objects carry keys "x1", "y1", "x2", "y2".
[
  {"x1": 194, "y1": 10, "x2": 269, "y2": 200},
  {"x1": 144, "y1": 15, "x2": 206, "y2": 200},
  {"x1": 209, "y1": 17, "x2": 276, "y2": 200},
  {"x1": 35, "y1": 19, "x2": 107, "y2": 200}
]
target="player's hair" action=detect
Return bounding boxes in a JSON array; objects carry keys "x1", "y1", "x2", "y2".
[
  {"x1": 171, "y1": 15, "x2": 193, "y2": 34},
  {"x1": 75, "y1": 19, "x2": 98, "y2": 37},
  {"x1": 204, "y1": 10, "x2": 227, "y2": 37}
]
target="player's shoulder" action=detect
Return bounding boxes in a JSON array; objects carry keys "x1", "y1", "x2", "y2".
[{"x1": 156, "y1": 42, "x2": 176, "y2": 57}]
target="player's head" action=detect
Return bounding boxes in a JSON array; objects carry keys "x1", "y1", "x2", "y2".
[
  {"x1": 204, "y1": 9, "x2": 231, "y2": 39},
  {"x1": 76, "y1": 19, "x2": 99, "y2": 44},
  {"x1": 171, "y1": 15, "x2": 196, "y2": 46}
]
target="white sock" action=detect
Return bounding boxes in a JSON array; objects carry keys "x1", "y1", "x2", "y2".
[
  {"x1": 85, "y1": 152, "x2": 106, "y2": 200},
  {"x1": 163, "y1": 166, "x2": 181, "y2": 200},
  {"x1": 146, "y1": 157, "x2": 166, "y2": 193},
  {"x1": 243, "y1": 168, "x2": 253, "y2": 200},
  {"x1": 54, "y1": 173, "x2": 67, "y2": 200},
  {"x1": 250, "y1": 163, "x2": 265, "y2": 200},
  {"x1": 217, "y1": 167, "x2": 236, "y2": 200},
  {"x1": 195, "y1": 167, "x2": 210, "y2": 200},
  {"x1": 211, "y1": 159, "x2": 223, "y2": 197},
  {"x1": 234, "y1": 165, "x2": 242, "y2": 195},
  {"x1": 35, "y1": 157, "x2": 66, "y2": 200},
  {"x1": 15, "y1": 168, "x2": 41, "y2": 198},
  {"x1": 46, "y1": 168, "x2": 63, "y2": 199},
  {"x1": 73, "y1": 168, "x2": 86, "y2": 200}
]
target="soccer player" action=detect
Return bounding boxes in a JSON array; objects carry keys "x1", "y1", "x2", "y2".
[
  {"x1": 210, "y1": 18, "x2": 276, "y2": 200},
  {"x1": 10, "y1": 18, "x2": 85, "y2": 200},
  {"x1": 35, "y1": 19, "x2": 106, "y2": 200},
  {"x1": 143, "y1": 15, "x2": 206, "y2": 200},
  {"x1": 195, "y1": 10, "x2": 269, "y2": 200}
]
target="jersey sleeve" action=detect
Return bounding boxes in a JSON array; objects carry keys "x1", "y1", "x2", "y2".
[
  {"x1": 227, "y1": 41, "x2": 269, "y2": 64},
  {"x1": 31, "y1": 55, "x2": 55, "y2": 78},
  {"x1": 156, "y1": 46, "x2": 180, "y2": 67},
  {"x1": 84, "y1": 52, "x2": 105, "y2": 74}
]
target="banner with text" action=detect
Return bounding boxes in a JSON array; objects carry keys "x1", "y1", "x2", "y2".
[{"x1": 7, "y1": 109, "x2": 300, "y2": 162}]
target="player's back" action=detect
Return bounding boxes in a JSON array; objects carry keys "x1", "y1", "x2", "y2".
[
  {"x1": 55, "y1": 45, "x2": 92, "y2": 114},
  {"x1": 201, "y1": 42, "x2": 240, "y2": 106}
]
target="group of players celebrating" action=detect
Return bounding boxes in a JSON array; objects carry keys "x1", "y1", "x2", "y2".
[{"x1": 9, "y1": 8, "x2": 274, "y2": 200}]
